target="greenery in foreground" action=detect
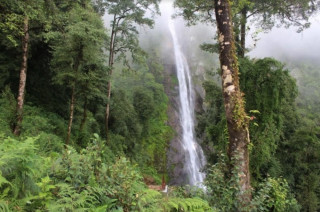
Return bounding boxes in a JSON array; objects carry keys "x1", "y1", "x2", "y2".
[
  {"x1": 2, "y1": 55, "x2": 318, "y2": 211},
  {"x1": 0, "y1": 0, "x2": 320, "y2": 211}
]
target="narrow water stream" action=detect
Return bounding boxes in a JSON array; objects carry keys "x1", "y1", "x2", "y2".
[{"x1": 169, "y1": 20, "x2": 206, "y2": 186}]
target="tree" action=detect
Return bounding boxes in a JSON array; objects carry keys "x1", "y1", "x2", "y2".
[
  {"x1": 13, "y1": 16, "x2": 29, "y2": 136},
  {"x1": 101, "y1": 0, "x2": 160, "y2": 140},
  {"x1": 175, "y1": 0, "x2": 320, "y2": 57},
  {"x1": 214, "y1": 0, "x2": 251, "y2": 206},
  {"x1": 239, "y1": 58, "x2": 298, "y2": 181},
  {"x1": 232, "y1": 0, "x2": 319, "y2": 57},
  {"x1": 174, "y1": 0, "x2": 251, "y2": 206},
  {"x1": 51, "y1": 2, "x2": 107, "y2": 145},
  {"x1": 0, "y1": 0, "x2": 46, "y2": 135},
  {"x1": 279, "y1": 127, "x2": 320, "y2": 211}
]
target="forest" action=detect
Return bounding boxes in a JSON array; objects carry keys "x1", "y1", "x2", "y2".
[{"x1": 0, "y1": 0, "x2": 320, "y2": 211}]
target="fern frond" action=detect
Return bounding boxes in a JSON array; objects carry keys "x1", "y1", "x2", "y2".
[
  {"x1": 0, "y1": 200, "x2": 10, "y2": 212},
  {"x1": 162, "y1": 197, "x2": 213, "y2": 212}
]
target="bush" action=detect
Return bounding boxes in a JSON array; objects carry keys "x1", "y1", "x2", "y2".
[
  {"x1": 0, "y1": 86, "x2": 16, "y2": 135},
  {"x1": 0, "y1": 135, "x2": 47, "y2": 210},
  {"x1": 252, "y1": 177, "x2": 301, "y2": 212},
  {"x1": 102, "y1": 157, "x2": 145, "y2": 212}
]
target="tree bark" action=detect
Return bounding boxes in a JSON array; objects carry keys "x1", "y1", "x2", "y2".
[
  {"x1": 239, "y1": 8, "x2": 247, "y2": 57},
  {"x1": 13, "y1": 16, "x2": 29, "y2": 136},
  {"x1": 66, "y1": 86, "x2": 75, "y2": 145},
  {"x1": 214, "y1": 0, "x2": 251, "y2": 207},
  {"x1": 66, "y1": 44, "x2": 83, "y2": 145},
  {"x1": 105, "y1": 16, "x2": 116, "y2": 140},
  {"x1": 105, "y1": 77, "x2": 112, "y2": 139},
  {"x1": 80, "y1": 96, "x2": 88, "y2": 131}
]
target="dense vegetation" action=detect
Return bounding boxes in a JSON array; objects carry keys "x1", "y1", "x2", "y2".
[
  {"x1": 0, "y1": 0, "x2": 320, "y2": 211},
  {"x1": 197, "y1": 58, "x2": 320, "y2": 211}
]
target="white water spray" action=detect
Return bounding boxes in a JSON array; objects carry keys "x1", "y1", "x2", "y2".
[{"x1": 169, "y1": 20, "x2": 206, "y2": 186}]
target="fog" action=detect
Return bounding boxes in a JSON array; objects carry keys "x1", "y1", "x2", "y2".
[
  {"x1": 102, "y1": 1, "x2": 320, "y2": 77},
  {"x1": 138, "y1": 0, "x2": 218, "y2": 79},
  {"x1": 139, "y1": 1, "x2": 320, "y2": 68},
  {"x1": 248, "y1": 16, "x2": 320, "y2": 66}
]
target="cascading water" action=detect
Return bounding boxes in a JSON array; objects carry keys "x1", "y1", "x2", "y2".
[{"x1": 169, "y1": 20, "x2": 206, "y2": 186}]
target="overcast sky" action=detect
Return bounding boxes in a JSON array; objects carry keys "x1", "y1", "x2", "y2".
[
  {"x1": 152, "y1": 1, "x2": 320, "y2": 66},
  {"x1": 103, "y1": 1, "x2": 320, "y2": 67},
  {"x1": 248, "y1": 16, "x2": 320, "y2": 65}
]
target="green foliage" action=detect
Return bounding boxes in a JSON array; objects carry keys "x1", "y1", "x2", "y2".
[
  {"x1": 0, "y1": 0, "x2": 46, "y2": 46},
  {"x1": 28, "y1": 176, "x2": 56, "y2": 209},
  {"x1": 205, "y1": 154, "x2": 300, "y2": 211},
  {"x1": 294, "y1": 63, "x2": 320, "y2": 124},
  {"x1": 138, "y1": 189, "x2": 162, "y2": 210},
  {"x1": 104, "y1": 0, "x2": 160, "y2": 66},
  {"x1": 6, "y1": 0, "x2": 320, "y2": 211},
  {"x1": 133, "y1": 89, "x2": 155, "y2": 123},
  {"x1": 0, "y1": 1, "x2": 212, "y2": 212},
  {"x1": 103, "y1": 157, "x2": 145, "y2": 211},
  {"x1": 110, "y1": 54, "x2": 172, "y2": 180},
  {"x1": 0, "y1": 200, "x2": 10, "y2": 212},
  {"x1": 200, "y1": 43, "x2": 219, "y2": 54},
  {"x1": 251, "y1": 178, "x2": 300, "y2": 212},
  {"x1": 173, "y1": 0, "x2": 215, "y2": 25},
  {"x1": 109, "y1": 89, "x2": 141, "y2": 145},
  {"x1": 161, "y1": 197, "x2": 213, "y2": 212},
  {"x1": 0, "y1": 135, "x2": 48, "y2": 210},
  {"x1": 0, "y1": 86, "x2": 16, "y2": 134},
  {"x1": 204, "y1": 154, "x2": 242, "y2": 211},
  {"x1": 196, "y1": 81, "x2": 228, "y2": 163},
  {"x1": 21, "y1": 105, "x2": 66, "y2": 138},
  {"x1": 48, "y1": 0, "x2": 108, "y2": 145},
  {"x1": 278, "y1": 127, "x2": 320, "y2": 211},
  {"x1": 135, "y1": 187, "x2": 212, "y2": 212},
  {"x1": 48, "y1": 183, "x2": 96, "y2": 211},
  {"x1": 51, "y1": 147, "x2": 95, "y2": 189},
  {"x1": 51, "y1": 2, "x2": 107, "y2": 87},
  {"x1": 239, "y1": 57, "x2": 298, "y2": 181}
]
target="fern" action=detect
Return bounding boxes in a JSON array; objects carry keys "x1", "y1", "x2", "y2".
[
  {"x1": 48, "y1": 183, "x2": 94, "y2": 211},
  {"x1": 0, "y1": 171, "x2": 11, "y2": 204},
  {"x1": 162, "y1": 197, "x2": 213, "y2": 212},
  {"x1": 0, "y1": 136, "x2": 44, "y2": 200},
  {"x1": 137, "y1": 189, "x2": 162, "y2": 211},
  {"x1": 90, "y1": 198, "x2": 117, "y2": 212},
  {"x1": 0, "y1": 200, "x2": 10, "y2": 212}
]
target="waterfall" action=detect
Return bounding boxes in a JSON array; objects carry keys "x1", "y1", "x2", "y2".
[{"x1": 168, "y1": 20, "x2": 206, "y2": 186}]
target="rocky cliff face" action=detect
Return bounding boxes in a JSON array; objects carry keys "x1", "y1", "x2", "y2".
[
  {"x1": 162, "y1": 61, "x2": 206, "y2": 185},
  {"x1": 160, "y1": 33, "x2": 210, "y2": 185},
  {"x1": 163, "y1": 61, "x2": 187, "y2": 185}
]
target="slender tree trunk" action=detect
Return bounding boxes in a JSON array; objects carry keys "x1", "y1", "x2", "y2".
[
  {"x1": 80, "y1": 97, "x2": 88, "y2": 131},
  {"x1": 214, "y1": 0, "x2": 251, "y2": 207},
  {"x1": 65, "y1": 43, "x2": 83, "y2": 145},
  {"x1": 239, "y1": 8, "x2": 247, "y2": 57},
  {"x1": 13, "y1": 17, "x2": 29, "y2": 136},
  {"x1": 105, "y1": 22, "x2": 116, "y2": 140},
  {"x1": 105, "y1": 77, "x2": 112, "y2": 139},
  {"x1": 66, "y1": 86, "x2": 75, "y2": 145}
]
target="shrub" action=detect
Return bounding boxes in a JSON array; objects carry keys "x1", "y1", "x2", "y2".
[{"x1": 0, "y1": 135, "x2": 46, "y2": 210}]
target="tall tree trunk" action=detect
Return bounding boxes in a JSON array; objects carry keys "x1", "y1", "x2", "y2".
[
  {"x1": 214, "y1": 0, "x2": 251, "y2": 207},
  {"x1": 105, "y1": 23, "x2": 116, "y2": 140},
  {"x1": 239, "y1": 8, "x2": 247, "y2": 57},
  {"x1": 66, "y1": 86, "x2": 75, "y2": 145},
  {"x1": 80, "y1": 96, "x2": 88, "y2": 131},
  {"x1": 105, "y1": 77, "x2": 112, "y2": 139},
  {"x1": 66, "y1": 44, "x2": 83, "y2": 145},
  {"x1": 13, "y1": 17, "x2": 29, "y2": 136}
]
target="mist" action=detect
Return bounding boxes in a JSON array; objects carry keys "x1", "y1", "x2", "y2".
[
  {"x1": 138, "y1": 1, "x2": 320, "y2": 68},
  {"x1": 102, "y1": 0, "x2": 320, "y2": 94},
  {"x1": 248, "y1": 16, "x2": 320, "y2": 66}
]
